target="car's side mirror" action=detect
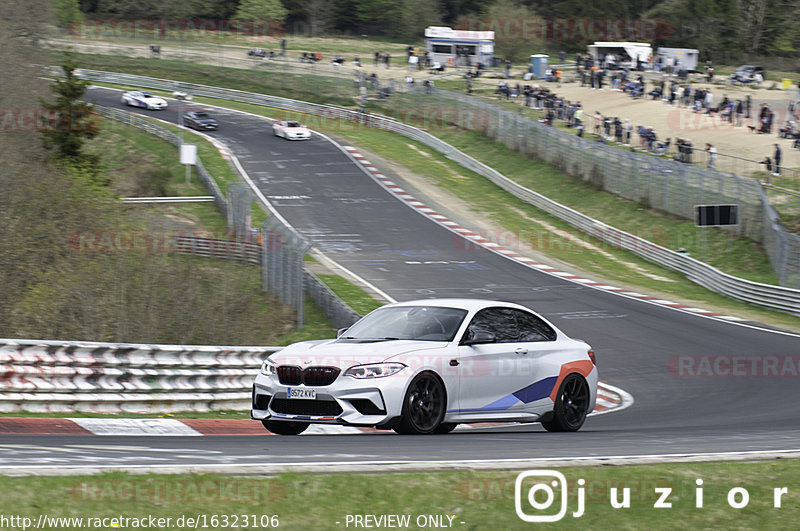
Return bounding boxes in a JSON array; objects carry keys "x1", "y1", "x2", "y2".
[
  {"x1": 336, "y1": 327, "x2": 349, "y2": 338},
  {"x1": 462, "y1": 329, "x2": 496, "y2": 345}
]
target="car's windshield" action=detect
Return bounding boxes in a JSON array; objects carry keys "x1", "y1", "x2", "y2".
[
  {"x1": 287, "y1": 121, "x2": 301, "y2": 127},
  {"x1": 195, "y1": 112, "x2": 209, "y2": 118},
  {"x1": 340, "y1": 306, "x2": 468, "y2": 342}
]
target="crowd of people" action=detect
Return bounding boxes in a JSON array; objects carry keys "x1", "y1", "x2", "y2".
[{"x1": 486, "y1": 55, "x2": 800, "y2": 174}]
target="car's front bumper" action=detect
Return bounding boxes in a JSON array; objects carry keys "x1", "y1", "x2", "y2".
[{"x1": 251, "y1": 372, "x2": 408, "y2": 426}]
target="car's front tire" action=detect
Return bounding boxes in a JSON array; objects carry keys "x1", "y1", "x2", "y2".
[
  {"x1": 261, "y1": 419, "x2": 309, "y2": 435},
  {"x1": 434, "y1": 423, "x2": 457, "y2": 434},
  {"x1": 541, "y1": 373, "x2": 590, "y2": 432},
  {"x1": 394, "y1": 372, "x2": 447, "y2": 435}
]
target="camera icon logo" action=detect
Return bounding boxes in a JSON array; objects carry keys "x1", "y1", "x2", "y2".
[{"x1": 515, "y1": 470, "x2": 568, "y2": 522}]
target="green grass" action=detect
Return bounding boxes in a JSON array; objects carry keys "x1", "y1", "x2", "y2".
[
  {"x1": 1, "y1": 459, "x2": 799, "y2": 528},
  {"x1": 58, "y1": 28, "x2": 417, "y2": 55},
  {"x1": 316, "y1": 274, "x2": 383, "y2": 316},
  {"x1": 71, "y1": 52, "x2": 357, "y2": 107},
  {"x1": 92, "y1": 118, "x2": 340, "y2": 346}
]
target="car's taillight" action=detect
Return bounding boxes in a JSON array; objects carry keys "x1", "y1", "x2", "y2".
[{"x1": 588, "y1": 349, "x2": 597, "y2": 366}]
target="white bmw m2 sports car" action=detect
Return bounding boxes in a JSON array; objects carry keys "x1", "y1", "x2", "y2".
[
  {"x1": 252, "y1": 299, "x2": 598, "y2": 435},
  {"x1": 120, "y1": 91, "x2": 168, "y2": 110}
]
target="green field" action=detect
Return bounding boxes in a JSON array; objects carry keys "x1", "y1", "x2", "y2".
[{"x1": 1, "y1": 459, "x2": 798, "y2": 529}]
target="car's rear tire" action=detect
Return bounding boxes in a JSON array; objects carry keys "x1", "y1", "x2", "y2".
[
  {"x1": 261, "y1": 419, "x2": 309, "y2": 435},
  {"x1": 541, "y1": 373, "x2": 590, "y2": 432},
  {"x1": 394, "y1": 372, "x2": 446, "y2": 435}
]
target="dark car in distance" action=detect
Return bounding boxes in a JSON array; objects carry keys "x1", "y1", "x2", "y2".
[
  {"x1": 183, "y1": 111, "x2": 219, "y2": 131},
  {"x1": 731, "y1": 65, "x2": 766, "y2": 84}
]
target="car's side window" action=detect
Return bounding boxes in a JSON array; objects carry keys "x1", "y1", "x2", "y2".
[
  {"x1": 467, "y1": 308, "x2": 519, "y2": 343},
  {"x1": 514, "y1": 310, "x2": 557, "y2": 342}
]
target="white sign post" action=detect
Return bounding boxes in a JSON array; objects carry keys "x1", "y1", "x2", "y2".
[{"x1": 180, "y1": 143, "x2": 197, "y2": 184}]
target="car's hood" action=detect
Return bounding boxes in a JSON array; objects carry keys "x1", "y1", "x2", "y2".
[
  {"x1": 285, "y1": 127, "x2": 309, "y2": 133},
  {"x1": 269, "y1": 339, "x2": 448, "y2": 369},
  {"x1": 142, "y1": 96, "x2": 167, "y2": 103}
]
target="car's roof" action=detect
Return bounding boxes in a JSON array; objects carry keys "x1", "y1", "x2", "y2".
[{"x1": 386, "y1": 298, "x2": 532, "y2": 312}]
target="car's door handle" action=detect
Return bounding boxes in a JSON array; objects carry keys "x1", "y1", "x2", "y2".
[
  {"x1": 515, "y1": 348, "x2": 528, "y2": 355},
  {"x1": 449, "y1": 359, "x2": 460, "y2": 367}
]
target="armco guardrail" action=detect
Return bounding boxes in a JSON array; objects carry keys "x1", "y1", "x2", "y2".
[
  {"x1": 73, "y1": 69, "x2": 800, "y2": 315},
  {"x1": 0, "y1": 339, "x2": 280, "y2": 413},
  {"x1": 177, "y1": 236, "x2": 261, "y2": 265}
]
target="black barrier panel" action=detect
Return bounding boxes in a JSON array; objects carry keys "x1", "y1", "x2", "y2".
[{"x1": 695, "y1": 204, "x2": 738, "y2": 226}]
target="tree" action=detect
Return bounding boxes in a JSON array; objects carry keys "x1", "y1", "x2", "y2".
[
  {"x1": 463, "y1": 0, "x2": 544, "y2": 63},
  {"x1": 51, "y1": 0, "x2": 83, "y2": 29},
  {"x1": 39, "y1": 51, "x2": 100, "y2": 160},
  {"x1": 300, "y1": 0, "x2": 335, "y2": 36},
  {"x1": 397, "y1": 0, "x2": 443, "y2": 40},
  {"x1": 234, "y1": 0, "x2": 289, "y2": 23}
]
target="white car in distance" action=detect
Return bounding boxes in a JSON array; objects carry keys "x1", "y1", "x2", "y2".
[
  {"x1": 272, "y1": 120, "x2": 311, "y2": 140},
  {"x1": 120, "y1": 91, "x2": 168, "y2": 110},
  {"x1": 252, "y1": 299, "x2": 598, "y2": 435}
]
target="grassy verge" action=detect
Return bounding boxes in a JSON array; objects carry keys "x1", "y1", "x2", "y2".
[
  {"x1": 89, "y1": 118, "x2": 340, "y2": 346},
  {"x1": 56, "y1": 31, "x2": 416, "y2": 55},
  {"x1": 315, "y1": 274, "x2": 383, "y2": 316},
  {"x1": 1, "y1": 459, "x2": 799, "y2": 528},
  {"x1": 71, "y1": 52, "x2": 356, "y2": 107}
]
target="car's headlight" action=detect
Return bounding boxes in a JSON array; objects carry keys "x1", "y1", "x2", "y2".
[
  {"x1": 260, "y1": 360, "x2": 276, "y2": 376},
  {"x1": 344, "y1": 362, "x2": 406, "y2": 379}
]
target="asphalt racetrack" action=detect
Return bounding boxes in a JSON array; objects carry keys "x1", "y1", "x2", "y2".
[{"x1": 3, "y1": 87, "x2": 797, "y2": 472}]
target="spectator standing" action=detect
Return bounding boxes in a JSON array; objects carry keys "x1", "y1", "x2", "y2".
[
  {"x1": 735, "y1": 100, "x2": 744, "y2": 126},
  {"x1": 706, "y1": 143, "x2": 717, "y2": 169},
  {"x1": 774, "y1": 144, "x2": 782, "y2": 176}
]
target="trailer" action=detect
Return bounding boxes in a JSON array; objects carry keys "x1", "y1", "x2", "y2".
[
  {"x1": 587, "y1": 42, "x2": 652, "y2": 69},
  {"x1": 656, "y1": 47, "x2": 699, "y2": 72},
  {"x1": 424, "y1": 26, "x2": 495, "y2": 68}
]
